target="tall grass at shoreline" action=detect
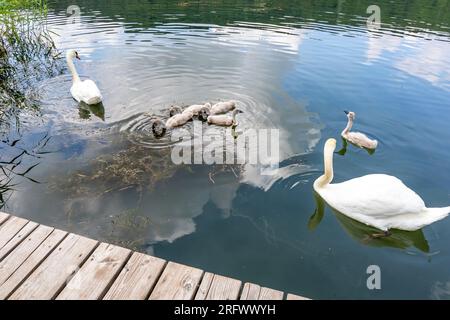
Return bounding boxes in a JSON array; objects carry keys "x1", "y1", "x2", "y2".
[
  {"x1": 0, "y1": 0, "x2": 60, "y2": 209},
  {"x1": 1, "y1": 0, "x2": 60, "y2": 128}
]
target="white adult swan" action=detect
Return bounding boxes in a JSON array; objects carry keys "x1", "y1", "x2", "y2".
[
  {"x1": 341, "y1": 111, "x2": 378, "y2": 150},
  {"x1": 66, "y1": 49, "x2": 102, "y2": 105},
  {"x1": 313, "y1": 138, "x2": 450, "y2": 231}
]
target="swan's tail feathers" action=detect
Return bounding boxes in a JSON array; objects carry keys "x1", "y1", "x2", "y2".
[
  {"x1": 371, "y1": 140, "x2": 378, "y2": 149},
  {"x1": 425, "y1": 206, "x2": 450, "y2": 221},
  {"x1": 413, "y1": 206, "x2": 450, "y2": 230},
  {"x1": 394, "y1": 207, "x2": 450, "y2": 231},
  {"x1": 86, "y1": 96, "x2": 102, "y2": 105}
]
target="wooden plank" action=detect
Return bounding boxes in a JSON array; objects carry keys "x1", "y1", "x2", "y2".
[
  {"x1": 8, "y1": 233, "x2": 97, "y2": 300},
  {"x1": 0, "y1": 217, "x2": 29, "y2": 249},
  {"x1": 0, "y1": 225, "x2": 53, "y2": 286},
  {"x1": 0, "y1": 228, "x2": 67, "y2": 300},
  {"x1": 0, "y1": 221, "x2": 39, "y2": 261},
  {"x1": 206, "y1": 274, "x2": 242, "y2": 300},
  {"x1": 149, "y1": 262, "x2": 203, "y2": 300},
  {"x1": 57, "y1": 243, "x2": 131, "y2": 300},
  {"x1": 104, "y1": 252, "x2": 166, "y2": 300},
  {"x1": 259, "y1": 287, "x2": 284, "y2": 300},
  {"x1": 286, "y1": 293, "x2": 310, "y2": 300},
  {"x1": 194, "y1": 272, "x2": 214, "y2": 300},
  {"x1": 0, "y1": 212, "x2": 9, "y2": 225},
  {"x1": 240, "y1": 283, "x2": 261, "y2": 300}
]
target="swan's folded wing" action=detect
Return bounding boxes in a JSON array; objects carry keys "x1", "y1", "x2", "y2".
[
  {"x1": 77, "y1": 80, "x2": 102, "y2": 102},
  {"x1": 324, "y1": 174, "x2": 426, "y2": 219}
]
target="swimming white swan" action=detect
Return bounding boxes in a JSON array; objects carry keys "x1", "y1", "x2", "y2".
[
  {"x1": 207, "y1": 109, "x2": 243, "y2": 127},
  {"x1": 166, "y1": 110, "x2": 194, "y2": 129},
  {"x1": 211, "y1": 100, "x2": 236, "y2": 115},
  {"x1": 66, "y1": 49, "x2": 102, "y2": 105},
  {"x1": 313, "y1": 138, "x2": 450, "y2": 231},
  {"x1": 341, "y1": 111, "x2": 378, "y2": 150}
]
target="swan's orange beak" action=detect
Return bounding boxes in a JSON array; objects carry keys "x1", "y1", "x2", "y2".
[{"x1": 75, "y1": 53, "x2": 80, "y2": 60}]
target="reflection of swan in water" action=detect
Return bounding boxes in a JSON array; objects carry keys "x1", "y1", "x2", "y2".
[
  {"x1": 308, "y1": 192, "x2": 430, "y2": 252},
  {"x1": 78, "y1": 101, "x2": 105, "y2": 121}
]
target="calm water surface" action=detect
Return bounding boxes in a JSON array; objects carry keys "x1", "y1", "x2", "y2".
[{"x1": 3, "y1": 0, "x2": 450, "y2": 299}]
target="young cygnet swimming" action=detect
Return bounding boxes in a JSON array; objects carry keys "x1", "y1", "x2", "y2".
[
  {"x1": 198, "y1": 106, "x2": 210, "y2": 122},
  {"x1": 207, "y1": 109, "x2": 243, "y2": 126},
  {"x1": 66, "y1": 49, "x2": 102, "y2": 105},
  {"x1": 210, "y1": 100, "x2": 236, "y2": 115},
  {"x1": 166, "y1": 110, "x2": 194, "y2": 129},
  {"x1": 341, "y1": 111, "x2": 378, "y2": 150},
  {"x1": 149, "y1": 116, "x2": 166, "y2": 138},
  {"x1": 169, "y1": 105, "x2": 183, "y2": 117},
  {"x1": 184, "y1": 102, "x2": 211, "y2": 116}
]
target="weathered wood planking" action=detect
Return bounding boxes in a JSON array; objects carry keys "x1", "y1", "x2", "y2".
[
  {"x1": 0, "y1": 214, "x2": 310, "y2": 300},
  {"x1": 104, "y1": 252, "x2": 166, "y2": 300},
  {"x1": 286, "y1": 293, "x2": 310, "y2": 300},
  {"x1": 9, "y1": 233, "x2": 97, "y2": 300},
  {"x1": 259, "y1": 287, "x2": 284, "y2": 300},
  {"x1": 149, "y1": 262, "x2": 203, "y2": 300},
  {"x1": 194, "y1": 272, "x2": 214, "y2": 300},
  {"x1": 57, "y1": 243, "x2": 131, "y2": 300},
  {"x1": 0, "y1": 228, "x2": 67, "y2": 300},
  {"x1": 0, "y1": 212, "x2": 9, "y2": 225},
  {"x1": 0, "y1": 217, "x2": 29, "y2": 250},
  {"x1": 205, "y1": 274, "x2": 242, "y2": 300},
  {"x1": 240, "y1": 283, "x2": 261, "y2": 300},
  {"x1": 0, "y1": 221, "x2": 39, "y2": 261},
  {"x1": 0, "y1": 225, "x2": 53, "y2": 286}
]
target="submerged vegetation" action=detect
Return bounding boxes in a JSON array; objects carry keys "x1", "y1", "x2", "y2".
[{"x1": 1, "y1": 0, "x2": 60, "y2": 208}]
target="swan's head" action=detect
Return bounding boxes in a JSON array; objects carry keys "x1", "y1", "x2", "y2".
[
  {"x1": 344, "y1": 110, "x2": 355, "y2": 120},
  {"x1": 204, "y1": 102, "x2": 212, "y2": 109},
  {"x1": 198, "y1": 106, "x2": 210, "y2": 122},
  {"x1": 66, "y1": 49, "x2": 80, "y2": 60},
  {"x1": 232, "y1": 109, "x2": 243, "y2": 116},
  {"x1": 151, "y1": 118, "x2": 166, "y2": 138},
  {"x1": 169, "y1": 105, "x2": 182, "y2": 117}
]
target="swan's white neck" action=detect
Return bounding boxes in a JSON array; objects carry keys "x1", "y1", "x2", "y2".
[
  {"x1": 341, "y1": 117, "x2": 353, "y2": 136},
  {"x1": 314, "y1": 143, "x2": 335, "y2": 189},
  {"x1": 66, "y1": 55, "x2": 80, "y2": 83},
  {"x1": 231, "y1": 110, "x2": 239, "y2": 124}
]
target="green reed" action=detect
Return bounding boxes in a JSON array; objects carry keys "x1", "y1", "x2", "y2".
[{"x1": 1, "y1": 0, "x2": 60, "y2": 209}]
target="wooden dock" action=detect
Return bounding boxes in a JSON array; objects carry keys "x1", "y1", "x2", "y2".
[{"x1": 0, "y1": 212, "x2": 308, "y2": 300}]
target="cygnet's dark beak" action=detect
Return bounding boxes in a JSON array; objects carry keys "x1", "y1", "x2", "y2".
[{"x1": 344, "y1": 110, "x2": 349, "y2": 115}]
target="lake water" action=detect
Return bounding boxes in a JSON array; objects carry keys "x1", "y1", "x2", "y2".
[{"x1": 2, "y1": 0, "x2": 450, "y2": 299}]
